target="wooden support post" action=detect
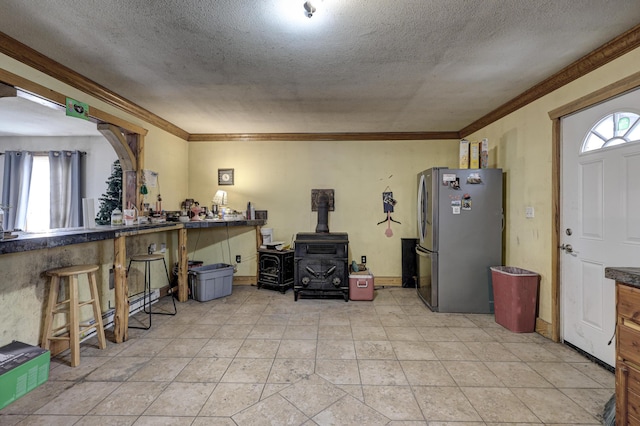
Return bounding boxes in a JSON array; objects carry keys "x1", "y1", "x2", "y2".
[
  {"x1": 113, "y1": 235, "x2": 129, "y2": 343},
  {"x1": 177, "y1": 228, "x2": 189, "y2": 302}
]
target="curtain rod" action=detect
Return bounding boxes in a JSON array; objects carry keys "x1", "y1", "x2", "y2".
[{"x1": 0, "y1": 151, "x2": 86, "y2": 156}]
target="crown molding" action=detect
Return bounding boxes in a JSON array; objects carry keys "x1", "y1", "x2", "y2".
[
  {"x1": 188, "y1": 131, "x2": 460, "y2": 142},
  {"x1": 460, "y1": 23, "x2": 640, "y2": 137}
]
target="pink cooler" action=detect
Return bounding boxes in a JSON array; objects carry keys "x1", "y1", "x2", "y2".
[{"x1": 349, "y1": 271, "x2": 374, "y2": 301}]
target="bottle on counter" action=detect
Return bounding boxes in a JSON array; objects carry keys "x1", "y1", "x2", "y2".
[
  {"x1": 111, "y1": 208, "x2": 123, "y2": 226},
  {"x1": 247, "y1": 201, "x2": 255, "y2": 220}
]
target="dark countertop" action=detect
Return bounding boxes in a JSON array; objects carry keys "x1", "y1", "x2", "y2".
[
  {"x1": 0, "y1": 219, "x2": 265, "y2": 255},
  {"x1": 605, "y1": 267, "x2": 640, "y2": 287}
]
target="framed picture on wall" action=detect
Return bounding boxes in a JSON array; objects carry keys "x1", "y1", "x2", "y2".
[{"x1": 218, "y1": 168, "x2": 234, "y2": 185}]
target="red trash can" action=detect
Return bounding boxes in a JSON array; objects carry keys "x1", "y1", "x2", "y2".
[{"x1": 490, "y1": 266, "x2": 540, "y2": 333}]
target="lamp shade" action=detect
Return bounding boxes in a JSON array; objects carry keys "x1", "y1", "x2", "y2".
[{"x1": 213, "y1": 190, "x2": 228, "y2": 206}]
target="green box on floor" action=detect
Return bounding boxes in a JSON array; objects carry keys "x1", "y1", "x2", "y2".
[{"x1": 0, "y1": 341, "x2": 50, "y2": 410}]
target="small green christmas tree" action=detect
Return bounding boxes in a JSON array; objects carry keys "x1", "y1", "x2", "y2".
[{"x1": 95, "y1": 160, "x2": 122, "y2": 225}]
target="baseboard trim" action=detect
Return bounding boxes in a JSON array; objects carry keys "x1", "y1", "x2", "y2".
[
  {"x1": 233, "y1": 276, "x2": 257, "y2": 285},
  {"x1": 373, "y1": 276, "x2": 402, "y2": 286},
  {"x1": 535, "y1": 317, "x2": 556, "y2": 341}
]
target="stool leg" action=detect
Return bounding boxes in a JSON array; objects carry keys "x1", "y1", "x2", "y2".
[
  {"x1": 69, "y1": 275, "x2": 80, "y2": 367},
  {"x1": 162, "y1": 259, "x2": 177, "y2": 315},
  {"x1": 128, "y1": 260, "x2": 151, "y2": 330},
  {"x1": 41, "y1": 276, "x2": 60, "y2": 350},
  {"x1": 145, "y1": 260, "x2": 152, "y2": 325},
  {"x1": 88, "y1": 271, "x2": 107, "y2": 350}
]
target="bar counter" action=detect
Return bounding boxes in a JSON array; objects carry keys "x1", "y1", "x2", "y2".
[
  {"x1": 1, "y1": 219, "x2": 265, "y2": 255},
  {"x1": 1, "y1": 218, "x2": 265, "y2": 346}
]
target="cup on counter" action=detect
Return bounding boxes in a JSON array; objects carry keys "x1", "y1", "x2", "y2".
[{"x1": 124, "y1": 209, "x2": 136, "y2": 226}]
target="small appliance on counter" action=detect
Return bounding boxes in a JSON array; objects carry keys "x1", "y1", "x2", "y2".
[{"x1": 164, "y1": 211, "x2": 181, "y2": 222}]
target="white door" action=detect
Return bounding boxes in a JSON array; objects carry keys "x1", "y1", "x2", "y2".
[{"x1": 561, "y1": 89, "x2": 640, "y2": 368}]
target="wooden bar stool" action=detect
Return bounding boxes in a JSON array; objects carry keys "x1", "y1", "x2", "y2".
[
  {"x1": 42, "y1": 264, "x2": 107, "y2": 367},
  {"x1": 127, "y1": 253, "x2": 177, "y2": 330}
]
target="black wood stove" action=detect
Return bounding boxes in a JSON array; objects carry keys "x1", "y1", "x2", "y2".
[
  {"x1": 294, "y1": 193, "x2": 349, "y2": 301},
  {"x1": 257, "y1": 248, "x2": 294, "y2": 293}
]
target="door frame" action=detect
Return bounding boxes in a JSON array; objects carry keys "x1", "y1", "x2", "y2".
[{"x1": 548, "y1": 70, "x2": 640, "y2": 342}]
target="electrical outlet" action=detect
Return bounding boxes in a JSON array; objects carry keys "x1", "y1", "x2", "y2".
[
  {"x1": 236, "y1": 255, "x2": 242, "y2": 263},
  {"x1": 361, "y1": 255, "x2": 367, "y2": 264}
]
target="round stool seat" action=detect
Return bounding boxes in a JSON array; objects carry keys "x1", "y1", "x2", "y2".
[
  {"x1": 130, "y1": 254, "x2": 165, "y2": 262},
  {"x1": 47, "y1": 264, "x2": 99, "y2": 277}
]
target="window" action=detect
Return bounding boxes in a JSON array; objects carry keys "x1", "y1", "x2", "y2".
[
  {"x1": 25, "y1": 156, "x2": 50, "y2": 232},
  {"x1": 581, "y1": 111, "x2": 640, "y2": 152},
  {"x1": 2, "y1": 150, "x2": 83, "y2": 232}
]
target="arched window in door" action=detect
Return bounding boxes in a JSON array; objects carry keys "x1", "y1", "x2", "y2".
[{"x1": 581, "y1": 111, "x2": 640, "y2": 152}]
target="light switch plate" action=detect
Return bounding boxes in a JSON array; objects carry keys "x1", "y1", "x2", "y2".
[{"x1": 525, "y1": 206, "x2": 535, "y2": 218}]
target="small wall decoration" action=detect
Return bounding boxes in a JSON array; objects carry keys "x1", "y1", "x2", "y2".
[
  {"x1": 218, "y1": 168, "x2": 234, "y2": 185},
  {"x1": 65, "y1": 97, "x2": 89, "y2": 120},
  {"x1": 311, "y1": 189, "x2": 335, "y2": 211},
  {"x1": 378, "y1": 187, "x2": 400, "y2": 237},
  {"x1": 382, "y1": 190, "x2": 396, "y2": 213}
]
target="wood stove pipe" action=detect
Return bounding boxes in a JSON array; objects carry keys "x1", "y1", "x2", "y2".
[{"x1": 315, "y1": 193, "x2": 329, "y2": 233}]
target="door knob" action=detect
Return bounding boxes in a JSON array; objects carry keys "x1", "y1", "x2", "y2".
[{"x1": 559, "y1": 244, "x2": 578, "y2": 256}]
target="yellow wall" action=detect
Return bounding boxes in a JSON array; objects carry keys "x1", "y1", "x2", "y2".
[
  {"x1": 467, "y1": 47, "x2": 640, "y2": 323},
  {"x1": 187, "y1": 140, "x2": 459, "y2": 277}
]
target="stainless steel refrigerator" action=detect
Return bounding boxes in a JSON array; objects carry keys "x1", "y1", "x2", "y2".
[{"x1": 416, "y1": 167, "x2": 503, "y2": 313}]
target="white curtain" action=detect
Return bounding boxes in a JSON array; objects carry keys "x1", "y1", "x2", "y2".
[
  {"x1": 49, "y1": 150, "x2": 83, "y2": 229},
  {"x1": 1, "y1": 151, "x2": 34, "y2": 231}
]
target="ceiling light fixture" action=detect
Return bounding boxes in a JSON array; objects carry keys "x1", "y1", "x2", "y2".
[
  {"x1": 303, "y1": 1, "x2": 316, "y2": 18},
  {"x1": 16, "y1": 89, "x2": 64, "y2": 111}
]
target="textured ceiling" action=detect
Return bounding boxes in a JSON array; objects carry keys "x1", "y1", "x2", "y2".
[{"x1": 1, "y1": 0, "x2": 640, "y2": 136}]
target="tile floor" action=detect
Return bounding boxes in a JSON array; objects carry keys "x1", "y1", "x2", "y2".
[{"x1": 0, "y1": 285, "x2": 614, "y2": 425}]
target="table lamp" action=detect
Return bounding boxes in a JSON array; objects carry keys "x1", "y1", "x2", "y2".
[{"x1": 212, "y1": 190, "x2": 228, "y2": 218}]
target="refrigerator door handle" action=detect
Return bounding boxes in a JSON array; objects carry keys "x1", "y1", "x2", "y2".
[
  {"x1": 415, "y1": 244, "x2": 437, "y2": 311},
  {"x1": 417, "y1": 174, "x2": 425, "y2": 243},
  {"x1": 416, "y1": 245, "x2": 432, "y2": 255}
]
